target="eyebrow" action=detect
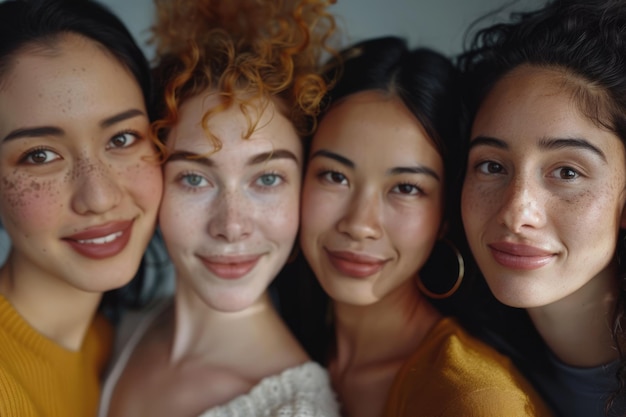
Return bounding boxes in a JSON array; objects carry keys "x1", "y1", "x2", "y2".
[
  {"x1": 469, "y1": 135, "x2": 606, "y2": 162},
  {"x1": 538, "y1": 137, "x2": 606, "y2": 162},
  {"x1": 166, "y1": 148, "x2": 299, "y2": 167},
  {"x1": 468, "y1": 136, "x2": 509, "y2": 151},
  {"x1": 2, "y1": 108, "x2": 146, "y2": 143},
  {"x1": 310, "y1": 149, "x2": 440, "y2": 181}
]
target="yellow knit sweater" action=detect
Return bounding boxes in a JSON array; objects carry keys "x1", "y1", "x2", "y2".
[
  {"x1": 383, "y1": 317, "x2": 554, "y2": 417},
  {"x1": 0, "y1": 295, "x2": 113, "y2": 417}
]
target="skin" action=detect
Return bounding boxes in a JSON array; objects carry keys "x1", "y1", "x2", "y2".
[
  {"x1": 300, "y1": 90, "x2": 445, "y2": 417},
  {"x1": 160, "y1": 92, "x2": 302, "y2": 313},
  {"x1": 462, "y1": 65, "x2": 626, "y2": 366},
  {"x1": 0, "y1": 34, "x2": 162, "y2": 350},
  {"x1": 108, "y1": 93, "x2": 308, "y2": 417}
]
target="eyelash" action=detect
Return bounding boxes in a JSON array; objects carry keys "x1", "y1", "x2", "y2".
[
  {"x1": 19, "y1": 146, "x2": 60, "y2": 165},
  {"x1": 106, "y1": 130, "x2": 142, "y2": 150}
]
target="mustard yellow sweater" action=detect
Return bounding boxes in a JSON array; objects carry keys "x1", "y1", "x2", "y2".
[
  {"x1": 383, "y1": 318, "x2": 554, "y2": 417},
  {"x1": 0, "y1": 295, "x2": 113, "y2": 417}
]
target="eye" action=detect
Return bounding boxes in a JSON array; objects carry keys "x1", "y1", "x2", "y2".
[
  {"x1": 554, "y1": 166, "x2": 580, "y2": 180},
  {"x1": 180, "y1": 173, "x2": 208, "y2": 188},
  {"x1": 320, "y1": 170, "x2": 348, "y2": 185},
  {"x1": 391, "y1": 183, "x2": 422, "y2": 196},
  {"x1": 21, "y1": 148, "x2": 61, "y2": 165},
  {"x1": 256, "y1": 173, "x2": 283, "y2": 187},
  {"x1": 107, "y1": 131, "x2": 139, "y2": 149},
  {"x1": 476, "y1": 161, "x2": 505, "y2": 175}
]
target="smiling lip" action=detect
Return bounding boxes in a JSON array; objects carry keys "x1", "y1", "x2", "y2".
[
  {"x1": 488, "y1": 241, "x2": 555, "y2": 270},
  {"x1": 64, "y1": 220, "x2": 133, "y2": 260},
  {"x1": 199, "y1": 255, "x2": 262, "y2": 280},
  {"x1": 326, "y1": 249, "x2": 387, "y2": 278}
]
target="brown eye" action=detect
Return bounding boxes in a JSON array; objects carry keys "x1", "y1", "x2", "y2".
[
  {"x1": 558, "y1": 167, "x2": 579, "y2": 180},
  {"x1": 21, "y1": 149, "x2": 60, "y2": 165},
  {"x1": 107, "y1": 132, "x2": 138, "y2": 149}
]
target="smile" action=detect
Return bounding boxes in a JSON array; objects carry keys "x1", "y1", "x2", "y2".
[
  {"x1": 64, "y1": 220, "x2": 134, "y2": 260},
  {"x1": 488, "y1": 242, "x2": 555, "y2": 271},
  {"x1": 199, "y1": 255, "x2": 262, "y2": 280},
  {"x1": 325, "y1": 249, "x2": 388, "y2": 278},
  {"x1": 77, "y1": 231, "x2": 123, "y2": 245}
]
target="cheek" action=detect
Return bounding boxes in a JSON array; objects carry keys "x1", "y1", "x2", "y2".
[
  {"x1": 158, "y1": 189, "x2": 203, "y2": 243},
  {"x1": 388, "y1": 204, "x2": 441, "y2": 254},
  {"x1": 301, "y1": 184, "x2": 342, "y2": 237},
  {"x1": 461, "y1": 180, "x2": 496, "y2": 226},
  {"x1": 0, "y1": 174, "x2": 62, "y2": 232},
  {"x1": 123, "y1": 160, "x2": 163, "y2": 210},
  {"x1": 261, "y1": 191, "x2": 300, "y2": 244}
]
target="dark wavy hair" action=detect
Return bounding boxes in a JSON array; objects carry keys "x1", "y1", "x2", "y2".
[
  {"x1": 279, "y1": 36, "x2": 470, "y2": 362},
  {"x1": 459, "y1": 0, "x2": 626, "y2": 410},
  {"x1": 0, "y1": 0, "x2": 156, "y2": 317}
]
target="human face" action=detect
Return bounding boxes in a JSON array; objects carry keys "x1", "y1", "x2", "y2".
[
  {"x1": 462, "y1": 65, "x2": 626, "y2": 308},
  {"x1": 159, "y1": 93, "x2": 302, "y2": 312},
  {"x1": 300, "y1": 91, "x2": 444, "y2": 306},
  {"x1": 0, "y1": 34, "x2": 162, "y2": 293}
]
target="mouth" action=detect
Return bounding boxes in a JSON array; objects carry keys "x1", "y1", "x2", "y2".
[
  {"x1": 198, "y1": 254, "x2": 262, "y2": 280},
  {"x1": 64, "y1": 220, "x2": 134, "y2": 260},
  {"x1": 325, "y1": 249, "x2": 388, "y2": 278},
  {"x1": 488, "y1": 241, "x2": 556, "y2": 271}
]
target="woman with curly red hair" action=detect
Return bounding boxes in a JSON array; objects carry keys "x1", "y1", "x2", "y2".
[{"x1": 98, "y1": 1, "x2": 339, "y2": 416}]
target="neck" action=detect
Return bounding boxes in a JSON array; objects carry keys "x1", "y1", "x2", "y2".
[
  {"x1": 170, "y1": 284, "x2": 304, "y2": 367},
  {"x1": 332, "y1": 279, "x2": 441, "y2": 373},
  {"x1": 527, "y1": 267, "x2": 620, "y2": 367},
  {"x1": 0, "y1": 254, "x2": 101, "y2": 351}
]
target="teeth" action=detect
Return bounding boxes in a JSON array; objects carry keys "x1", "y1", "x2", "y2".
[{"x1": 77, "y1": 231, "x2": 123, "y2": 245}]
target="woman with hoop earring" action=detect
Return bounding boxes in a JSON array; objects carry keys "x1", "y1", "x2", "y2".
[{"x1": 296, "y1": 36, "x2": 553, "y2": 417}]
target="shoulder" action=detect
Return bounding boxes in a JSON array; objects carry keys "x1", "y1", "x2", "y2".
[{"x1": 383, "y1": 318, "x2": 553, "y2": 417}]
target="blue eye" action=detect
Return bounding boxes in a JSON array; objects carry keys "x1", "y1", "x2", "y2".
[
  {"x1": 181, "y1": 173, "x2": 208, "y2": 187},
  {"x1": 256, "y1": 173, "x2": 283, "y2": 187}
]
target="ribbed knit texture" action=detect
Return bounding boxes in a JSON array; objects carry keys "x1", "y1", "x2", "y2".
[
  {"x1": 0, "y1": 295, "x2": 113, "y2": 417},
  {"x1": 382, "y1": 317, "x2": 554, "y2": 417}
]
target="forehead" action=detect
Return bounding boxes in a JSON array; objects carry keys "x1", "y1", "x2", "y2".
[
  {"x1": 170, "y1": 91, "x2": 302, "y2": 155},
  {"x1": 472, "y1": 66, "x2": 626, "y2": 163},
  {"x1": 312, "y1": 90, "x2": 443, "y2": 171},
  {"x1": 0, "y1": 34, "x2": 144, "y2": 138}
]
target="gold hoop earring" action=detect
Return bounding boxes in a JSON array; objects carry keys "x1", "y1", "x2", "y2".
[{"x1": 417, "y1": 239, "x2": 465, "y2": 299}]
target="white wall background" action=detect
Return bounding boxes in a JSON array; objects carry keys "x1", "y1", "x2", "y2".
[{"x1": 100, "y1": 0, "x2": 546, "y2": 61}]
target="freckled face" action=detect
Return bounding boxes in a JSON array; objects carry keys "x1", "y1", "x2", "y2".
[
  {"x1": 159, "y1": 93, "x2": 302, "y2": 312},
  {"x1": 300, "y1": 91, "x2": 444, "y2": 306},
  {"x1": 0, "y1": 34, "x2": 162, "y2": 293},
  {"x1": 462, "y1": 65, "x2": 626, "y2": 308}
]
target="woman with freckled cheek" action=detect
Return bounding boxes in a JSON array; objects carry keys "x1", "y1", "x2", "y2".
[
  {"x1": 98, "y1": 1, "x2": 340, "y2": 416},
  {"x1": 459, "y1": 1, "x2": 626, "y2": 415},
  {"x1": 0, "y1": 1, "x2": 163, "y2": 416},
  {"x1": 297, "y1": 36, "x2": 551, "y2": 417}
]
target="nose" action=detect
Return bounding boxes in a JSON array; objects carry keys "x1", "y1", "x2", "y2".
[
  {"x1": 70, "y1": 157, "x2": 123, "y2": 215},
  {"x1": 497, "y1": 174, "x2": 546, "y2": 233},
  {"x1": 336, "y1": 188, "x2": 383, "y2": 241},
  {"x1": 208, "y1": 189, "x2": 252, "y2": 242}
]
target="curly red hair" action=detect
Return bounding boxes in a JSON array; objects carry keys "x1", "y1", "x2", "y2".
[{"x1": 150, "y1": 0, "x2": 337, "y2": 156}]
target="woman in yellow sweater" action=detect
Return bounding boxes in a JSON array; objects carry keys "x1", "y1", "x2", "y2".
[
  {"x1": 0, "y1": 0, "x2": 162, "y2": 416},
  {"x1": 297, "y1": 36, "x2": 553, "y2": 417}
]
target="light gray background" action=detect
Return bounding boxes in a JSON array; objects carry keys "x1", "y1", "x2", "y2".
[{"x1": 99, "y1": 0, "x2": 546, "y2": 61}]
